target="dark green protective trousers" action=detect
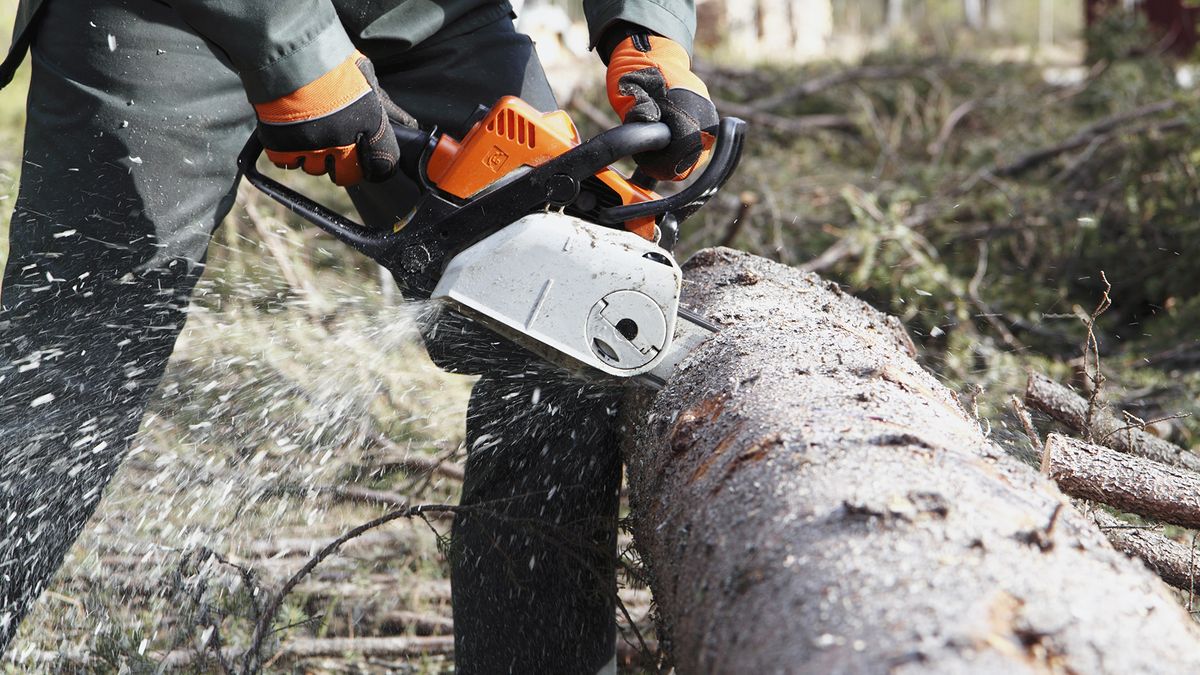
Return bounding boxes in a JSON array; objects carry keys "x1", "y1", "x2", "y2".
[{"x1": 0, "y1": 1, "x2": 622, "y2": 672}]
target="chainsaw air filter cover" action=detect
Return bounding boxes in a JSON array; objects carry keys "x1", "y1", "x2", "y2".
[{"x1": 431, "y1": 212, "x2": 682, "y2": 377}]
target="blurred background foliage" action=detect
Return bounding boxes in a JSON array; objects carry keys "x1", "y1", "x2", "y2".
[{"x1": 5, "y1": 0, "x2": 1200, "y2": 671}]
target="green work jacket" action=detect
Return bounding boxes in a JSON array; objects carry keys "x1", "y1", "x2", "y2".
[{"x1": 0, "y1": 0, "x2": 696, "y2": 100}]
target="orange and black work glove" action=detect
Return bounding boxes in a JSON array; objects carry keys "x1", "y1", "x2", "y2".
[
  {"x1": 253, "y1": 51, "x2": 409, "y2": 186},
  {"x1": 603, "y1": 27, "x2": 719, "y2": 182}
]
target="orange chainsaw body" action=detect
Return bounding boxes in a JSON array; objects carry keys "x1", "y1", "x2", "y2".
[{"x1": 423, "y1": 96, "x2": 659, "y2": 240}]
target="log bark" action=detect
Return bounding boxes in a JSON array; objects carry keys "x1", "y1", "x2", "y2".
[
  {"x1": 1093, "y1": 510, "x2": 1199, "y2": 592},
  {"x1": 1025, "y1": 372, "x2": 1200, "y2": 472},
  {"x1": 623, "y1": 248, "x2": 1200, "y2": 673},
  {"x1": 1046, "y1": 433, "x2": 1200, "y2": 529}
]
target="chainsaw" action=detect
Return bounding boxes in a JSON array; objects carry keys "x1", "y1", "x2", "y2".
[{"x1": 238, "y1": 96, "x2": 746, "y2": 388}]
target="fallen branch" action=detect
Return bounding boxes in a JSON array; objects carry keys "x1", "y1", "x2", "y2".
[
  {"x1": 242, "y1": 503, "x2": 459, "y2": 673},
  {"x1": 992, "y1": 100, "x2": 1176, "y2": 177},
  {"x1": 713, "y1": 98, "x2": 858, "y2": 135},
  {"x1": 1094, "y1": 511, "x2": 1199, "y2": 592},
  {"x1": 750, "y1": 65, "x2": 920, "y2": 111},
  {"x1": 377, "y1": 610, "x2": 454, "y2": 636},
  {"x1": 797, "y1": 236, "x2": 860, "y2": 274},
  {"x1": 927, "y1": 99, "x2": 978, "y2": 160},
  {"x1": 149, "y1": 637, "x2": 455, "y2": 670},
  {"x1": 1046, "y1": 434, "x2": 1200, "y2": 529},
  {"x1": 1025, "y1": 373, "x2": 1200, "y2": 472},
  {"x1": 258, "y1": 636, "x2": 453, "y2": 659}
]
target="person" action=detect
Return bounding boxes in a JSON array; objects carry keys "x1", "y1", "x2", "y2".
[{"x1": 0, "y1": 1, "x2": 717, "y2": 671}]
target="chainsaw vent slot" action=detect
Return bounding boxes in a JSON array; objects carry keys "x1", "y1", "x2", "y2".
[
  {"x1": 593, "y1": 338, "x2": 620, "y2": 364},
  {"x1": 568, "y1": 177, "x2": 623, "y2": 226},
  {"x1": 487, "y1": 108, "x2": 537, "y2": 148}
]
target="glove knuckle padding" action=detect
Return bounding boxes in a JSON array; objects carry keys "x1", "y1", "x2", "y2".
[
  {"x1": 606, "y1": 35, "x2": 719, "y2": 181},
  {"x1": 255, "y1": 50, "x2": 402, "y2": 186}
]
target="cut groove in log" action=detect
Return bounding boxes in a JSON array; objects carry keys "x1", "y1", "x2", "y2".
[
  {"x1": 1093, "y1": 510, "x2": 1199, "y2": 592},
  {"x1": 623, "y1": 248, "x2": 1200, "y2": 673},
  {"x1": 1024, "y1": 372, "x2": 1200, "y2": 472},
  {"x1": 1046, "y1": 434, "x2": 1200, "y2": 529}
]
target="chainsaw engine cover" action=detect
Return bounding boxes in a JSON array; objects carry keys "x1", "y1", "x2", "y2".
[{"x1": 432, "y1": 212, "x2": 682, "y2": 377}]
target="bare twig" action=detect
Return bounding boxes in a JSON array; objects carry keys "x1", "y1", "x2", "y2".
[
  {"x1": 241, "y1": 503, "x2": 461, "y2": 673},
  {"x1": 967, "y1": 240, "x2": 1024, "y2": 351},
  {"x1": 369, "y1": 435, "x2": 466, "y2": 482},
  {"x1": 927, "y1": 99, "x2": 977, "y2": 161},
  {"x1": 615, "y1": 591, "x2": 656, "y2": 671},
  {"x1": 1103, "y1": 411, "x2": 1192, "y2": 447},
  {"x1": 1082, "y1": 272, "x2": 1112, "y2": 442}
]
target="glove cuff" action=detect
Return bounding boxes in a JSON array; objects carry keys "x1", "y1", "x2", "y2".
[
  {"x1": 605, "y1": 35, "x2": 710, "y2": 123},
  {"x1": 597, "y1": 21, "x2": 655, "y2": 65},
  {"x1": 254, "y1": 50, "x2": 372, "y2": 125}
]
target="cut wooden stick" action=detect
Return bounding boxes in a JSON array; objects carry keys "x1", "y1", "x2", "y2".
[
  {"x1": 1046, "y1": 434, "x2": 1200, "y2": 529},
  {"x1": 1025, "y1": 373, "x2": 1200, "y2": 472},
  {"x1": 1093, "y1": 510, "x2": 1198, "y2": 592}
]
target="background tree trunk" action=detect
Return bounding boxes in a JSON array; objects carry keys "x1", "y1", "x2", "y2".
[
  {"x1": 622, "y1": 248, "x2": 1200, "y2": 673},
  {"x1": 1086, "y1": 0, "x2": 1200, "y2": 57},
  {"x1": 887, "y1": 0, "x2": 905, "y2": 31}
]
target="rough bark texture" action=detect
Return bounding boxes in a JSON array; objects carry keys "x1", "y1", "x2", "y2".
[
  {"x1": 623, "y1": 248, "x2": 1200, "y2": 674},
  {"x1": 1093, "y1": 510, "x2": 1199, "y2": 592},
  {"x1": 1046, "y1": 433, "x2": 1200, "y2": 529},
  {"x1": 1024, "y1": 372, "x2": 1200, "y2": 472}
]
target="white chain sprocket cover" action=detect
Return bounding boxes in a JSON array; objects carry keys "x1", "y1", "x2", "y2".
[{"x1": 431, "y1": 212, "x2": 684, "y2": 378}]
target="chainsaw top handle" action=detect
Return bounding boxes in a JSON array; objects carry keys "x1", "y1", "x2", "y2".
[
  {"x1": 237, "y1": 114, "x2": 745, "y2": 291},
  {"x1": 236, "y1": 120, "x2": 672, "y2": 253},
  {"x1": 596, "y1": 117, "x2": 746, "y2": 227}
]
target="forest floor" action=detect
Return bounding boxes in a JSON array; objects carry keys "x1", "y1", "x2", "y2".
[{"x1": 5, "y1": 13, "x2": 1200, "y2": 673}]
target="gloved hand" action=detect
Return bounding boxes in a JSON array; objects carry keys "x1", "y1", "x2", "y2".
[
  {"x1": 253, "y1": 51, "x2": 411, "y2": 186},
  {"x1": 604, "y1": 28, "x2": 719, "y2": 182}
]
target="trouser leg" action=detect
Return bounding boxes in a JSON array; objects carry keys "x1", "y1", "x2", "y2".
[
  {"x1": 350, "y1": 21, "x2": 624, "y2": 674},
  {"x1": 452, "y1": 366, "x2": 622, "y2": 674},
  {"x1": 0, "y1": 0, "x2": 252, "y2": 651}
]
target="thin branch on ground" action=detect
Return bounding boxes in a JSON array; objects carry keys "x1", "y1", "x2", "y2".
[
  {"x1": 1081, "y1": 272, "x2": 1112, "y2": 443},
  {"x1": 241, "y1": 502, "x2": 462, "y2": 674}
]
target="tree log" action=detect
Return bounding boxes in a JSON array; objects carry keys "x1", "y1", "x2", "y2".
[
  {"x1": 1046, "y1": 433, "x2": 1200, "y2": 529},
  {"x1": 1024, "y1": 372, "x2": 1200, "y2": 472},
  {"x1": 1093, "y1": 511, "x2": 1199, "y2": 592},
  {"x1": 623, "y1": 248, "x2": 1200, "y2": 673}
]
